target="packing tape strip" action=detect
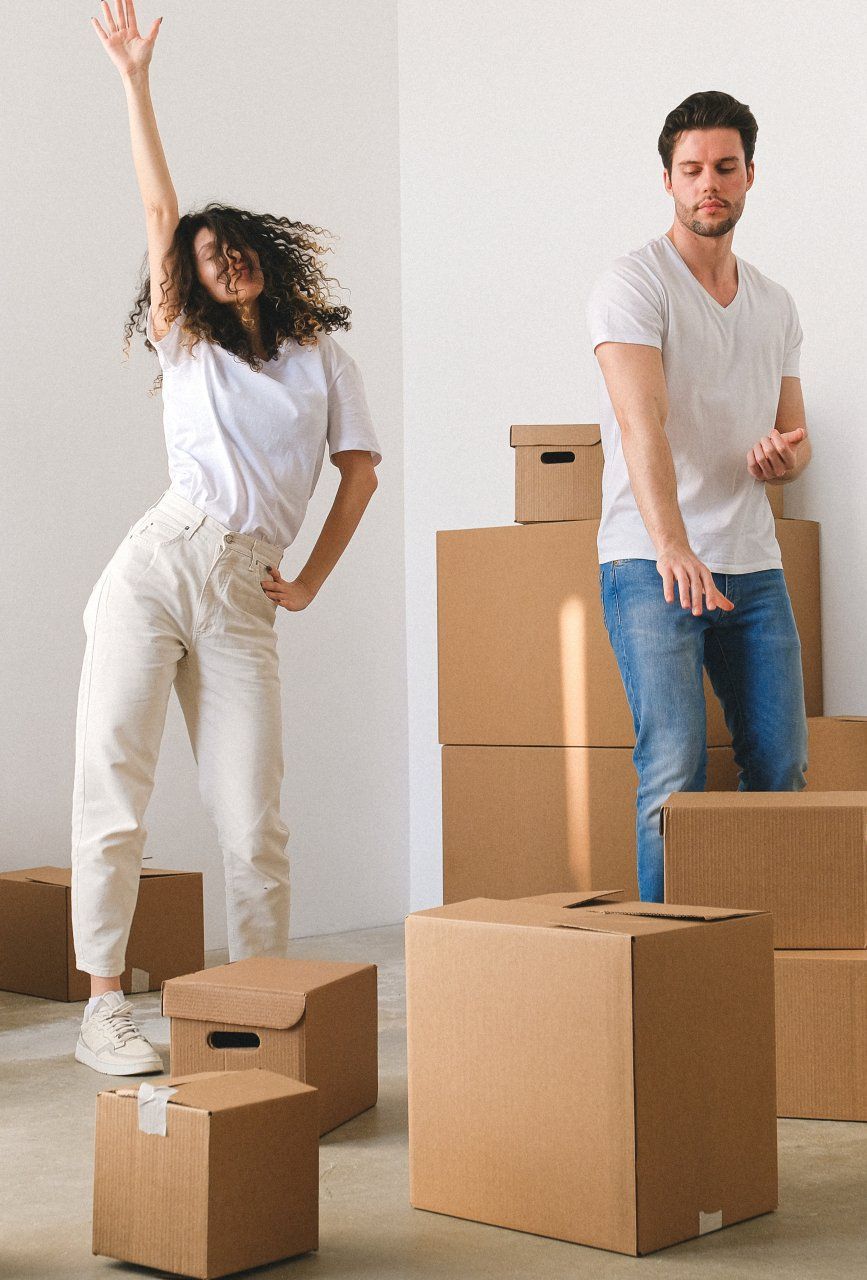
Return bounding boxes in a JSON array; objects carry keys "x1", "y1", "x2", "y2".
[
  {"x1": 137, "y1": 1082, "x2": 178, "y2": 1136},
  {"x1": 130, "y1": 968, "x2": 150, "y2": 994},
  {"x1": 699, "y1": 1209, "x2": 723, "y2": 1235}
]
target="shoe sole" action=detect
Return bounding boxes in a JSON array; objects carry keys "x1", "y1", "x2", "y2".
[{"x1": 75, "y1": 1038, "x2": 164, "y2": 1076}]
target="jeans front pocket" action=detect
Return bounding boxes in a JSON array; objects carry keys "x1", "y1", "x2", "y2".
[{"x1": 130, "y1": 508, "x2": 189, "y2": 547}]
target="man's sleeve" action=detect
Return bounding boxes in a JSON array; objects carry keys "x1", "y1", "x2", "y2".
[
  {"x1": 586, "y1": 260, "x2": 665, "y2": 354},
  {"x1": 782, "y1": 290, "x2": 804, "y2": 378}
]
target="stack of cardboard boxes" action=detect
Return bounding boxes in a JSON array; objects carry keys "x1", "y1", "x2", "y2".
[
  {"x1": 437, "y1": 425, "x2": 823, "y2": 901},
  {"x1": 663, "y1": 791, "x2": 867, "y2": 1122},
  {"x1": 91, "y1": 955, "x2": 380, "y2": 1275}
]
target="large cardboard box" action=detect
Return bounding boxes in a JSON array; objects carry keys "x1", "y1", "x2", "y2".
[
  {"x1": 93, "y1": 1069, "x2": 318, "y2": 1279},
  {"x1": 437, "y1": 518, "x2": 821, "y2": 748},
  {"x1": 0, "y1": 865, "x2": 203, "y2": 1001},
  {"x1": 807, "y1": 716, "x2": 867, "y2": 789},
  {"x1": 406, "y1": 892, "x2": 777, "y2": 1256},
  {"x1": 775, "y1": 951, "x2": 867, "y2": 1121},
  {"x1": 163, "y1": 957, "x2": 378, "y2": 1135},
  {"x1": 663, "y1": 792, "x2": 867, "y2": 948},
  {"x1": 511, "y1": 423, "x2": 603, "y2": 522},
  {"x1": 442, "y1": 743, "x2": 741, "y2": 902}
]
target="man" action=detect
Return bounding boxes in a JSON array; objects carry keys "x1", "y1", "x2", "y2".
[{"x1": 587, "y1": 90, "x2": 811, "y2": 902}]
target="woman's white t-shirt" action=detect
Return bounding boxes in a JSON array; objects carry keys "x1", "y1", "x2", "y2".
[
  {"x1": 586, "y1": 234, "x2": 803, "y2": 573},
  {"x1": 145, "y1": 304, "x2": 382, "y2": 550}
]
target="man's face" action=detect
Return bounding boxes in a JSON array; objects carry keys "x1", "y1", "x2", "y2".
[{"x1": 664, "y1": 127, "x2": 754, "y2": 238}]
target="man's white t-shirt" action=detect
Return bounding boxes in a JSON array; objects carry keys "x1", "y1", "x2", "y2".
[
  {"x1": 145, "y1": 305, "x2": 382, "y2": 551},
  {"x1": 586, "y1": 233, "x2": 803, "y2": 573}
]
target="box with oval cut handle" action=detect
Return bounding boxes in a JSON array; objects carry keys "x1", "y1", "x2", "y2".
[
  {"x1": 162, "y1": 956, "x2": 377, "y2": 1135},
  {"x1": 511, "y1": 423, "x2": 603, "y2": 522}
]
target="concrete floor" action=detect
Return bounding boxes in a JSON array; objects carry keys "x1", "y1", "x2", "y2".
[{"x1": 2, "y1": 923, "x2": 865, "y2": 1280}]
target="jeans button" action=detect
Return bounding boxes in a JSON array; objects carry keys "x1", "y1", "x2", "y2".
[{"x1": 225, "y1": 533, "x2": 234, "y2": 543}]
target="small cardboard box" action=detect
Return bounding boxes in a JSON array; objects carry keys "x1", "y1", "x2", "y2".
[
  {"x1": 437, "y1": 518, "x2": 822, "y2": 748},
  {"x1": 663, "y1": 792, "x2": 867, "y2": 948},
  {"x1": 0, "y1": 865, "x2": 204, "y2": 1001},
  {"x1": 93, "y1": 1069, "x2": 318, "y2": 1279},
  {"x1": 442, "y1": 743, "x2": 741, "y2": 902},
  {"x1": 406, "y1": 892, "x2": 777, "y2": 1256},
  {"x1": 511, "y1": 423, "x2": 603, "y2": 522},
  {"x1": 775, "y1": 951, "x2": 867, "y2": 1121},
  {"x1": 163, "y1": 957, "x2": 378, "y2": 1135},
  {"x1": 807, "y1": 716, "x2": 867, "y2": 789}
]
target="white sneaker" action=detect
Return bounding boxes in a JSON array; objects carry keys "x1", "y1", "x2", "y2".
[{"x1": 75, "y1": 990, "x2": 164, "y2": 1076}]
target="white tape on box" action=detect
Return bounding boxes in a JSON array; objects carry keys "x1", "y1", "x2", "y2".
[
  {"x1": 699, "y1": 1209, "x2": 723, "y2": 1235},
  {"x1": 137, "y1": 1082, "x2": 178, "y2": 1136},
  {"x1": 130, "y1": 968, "x2": 150, "y2": 993}
]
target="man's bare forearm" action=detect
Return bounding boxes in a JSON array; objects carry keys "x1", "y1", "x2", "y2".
[
  {"x1": 620, "y1": 416, "x2": 691, "y2": 555},
  {"x1": 122, "y1": 69, "x2": 177, "y2": 214}
]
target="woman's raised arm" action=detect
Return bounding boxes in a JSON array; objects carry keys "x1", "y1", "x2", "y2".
[{"x1": 92, "y1": 1, "x2": 179, "y2": 335}]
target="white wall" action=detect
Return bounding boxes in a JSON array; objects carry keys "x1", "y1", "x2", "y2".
[
  {"x1": 398, "y1": 1, "x2": 867, "y2": 909},
  {"x1": 0, "y1": 1, "x2": 408, "y2": 947}
]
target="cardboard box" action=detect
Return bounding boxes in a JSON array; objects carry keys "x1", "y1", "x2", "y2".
[
  {"x1": 807, "y1": 716, "x2": 867, "y2": 789},
  {"x1": 0, "y1": 865, "x2": 204, "y2": 1001},
  {"x1": 766, "y1": 484, "x2": 784, "y2": 518},
  {"x1": 93, "y1": 1069, "x2": 318, "y2": 1279},
  {"x1": 442, "y1": 743, "x2": 741, "y2": 902},
  {"x1": 775, "y1": 951, "x2": 867, "y2": 1121},
  {"x1": 511, "y1": 423, "x2": 603, "y2": 522},
  {"x1": 406, "y1": 892, "x2": 777, "y2": 1255},
  {"x1": 437, "y1": 518, "x2": 822, "y2": 748},
  {"x1": 663, "y1": 792, "x2": 867, "y2": 948},
  {"x1": 163, "y1": 957, "x2": 378, "y2": 1135}
]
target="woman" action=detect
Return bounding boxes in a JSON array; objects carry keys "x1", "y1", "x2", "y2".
[{"x1": 73, "y1": 1, "x2": 381, "y2": 1075}]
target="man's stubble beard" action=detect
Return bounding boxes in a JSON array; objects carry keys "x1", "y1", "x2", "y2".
[{"x1": 674, "y1": 195, "x2": 745, "y2": 239}]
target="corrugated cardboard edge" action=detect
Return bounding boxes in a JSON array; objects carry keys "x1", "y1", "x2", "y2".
[
  {"x1": 510, "y1": 423, "x2": 601, "y2": 448},
  {"x1": 161, "y1": 979, "x2": 307, "y2": 1030}
]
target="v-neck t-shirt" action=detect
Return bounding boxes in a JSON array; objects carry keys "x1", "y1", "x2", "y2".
[
  {"x1": 586, "y1": 233, "x2": 803, "y2": 573},
  {"x1": 145, "y1": 304, "x2": 382, "y2": 550}
]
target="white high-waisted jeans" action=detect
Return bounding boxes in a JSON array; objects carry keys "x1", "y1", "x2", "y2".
[{"x1": 71, "y1": 488, "x2": 290, "y2": 976}]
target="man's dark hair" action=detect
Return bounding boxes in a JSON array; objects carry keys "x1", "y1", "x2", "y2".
[{"x1": 658, "y1": 91, "x2": 758, "y2": 175}]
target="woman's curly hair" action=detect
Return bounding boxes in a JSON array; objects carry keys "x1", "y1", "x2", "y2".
[{"x1": 122, "y1": 202, "x2": 352, "y2": 395}]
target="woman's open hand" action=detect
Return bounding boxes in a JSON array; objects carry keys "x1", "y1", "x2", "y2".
[{"x1": 91, "y1": 1, "x2": 162, "y2": 79}]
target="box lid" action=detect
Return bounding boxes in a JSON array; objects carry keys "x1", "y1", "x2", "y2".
[
  {"x1": 161, "y1": 956, "x2": 374, "y2": 1029},
  {"x1": 410, "y1": 895, "x2": 763, "y2": 938},
  {"x1": 108, "y1": 1068, "x2": 316, "y2": 1113},
  {"x1": 663, "y1": 790, "x2": 867, "y2": 815},
  {"x1": 510, "y1": 423, "x2": 601, "y2": 449},
  {"x1": 0, "y1": 865, "x2": 191, "y2": 888}
]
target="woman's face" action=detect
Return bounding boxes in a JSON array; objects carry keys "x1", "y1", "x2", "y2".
[{"x1": 192, "y1": 227, "x2": 264, "y2": 305}]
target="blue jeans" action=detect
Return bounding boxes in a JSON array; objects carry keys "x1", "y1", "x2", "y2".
[{"x1": 599, "y1": 560, "x2": 808, "y2": 902}]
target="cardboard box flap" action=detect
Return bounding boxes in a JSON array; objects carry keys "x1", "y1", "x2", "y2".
[
  {"x1": 17, "y1": 866, "x2": 72, "y2": 888},
  {"x1": 515, "y1": 889, "x2": 624, "y2": 908},
  {"x1": 162, "y1": 979, "x2": 307, "y2": 1029},
  {"x1": 110, "y1": 1068, "x2": 316, "y2": 1113},
  {"x1": 14, "y1": 865, "x2": 189, "y2": 888},
  {"x1": 510, "y1": 423, "x2": 601, "y2": 449},
  {"x1": 581, "y1": 902, "x2": 762, "y2": 922}
]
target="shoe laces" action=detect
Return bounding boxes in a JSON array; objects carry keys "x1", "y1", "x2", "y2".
[{"x1": 94, "y1": 999, "x2": 144, "y2": 1047}]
